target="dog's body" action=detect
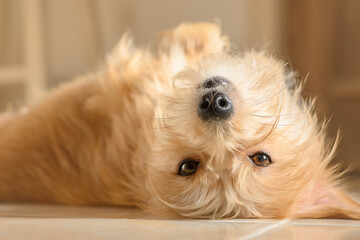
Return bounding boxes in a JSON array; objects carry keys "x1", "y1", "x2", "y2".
[{"x1": 1, "y1": 23, "x2": 360, "y2": 219}]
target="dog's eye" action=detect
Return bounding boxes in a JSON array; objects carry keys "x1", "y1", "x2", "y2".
[
  {"x1": 178, "y1": 159, "x2": 199, "y2": 176},
  {"x1": 249, "y1": 152, "x2": 272, "y2": 167}
]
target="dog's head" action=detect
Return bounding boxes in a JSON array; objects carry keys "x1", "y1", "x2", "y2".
[{"x1": 146, "y1": 23, "x2": 360, "y2": 219}]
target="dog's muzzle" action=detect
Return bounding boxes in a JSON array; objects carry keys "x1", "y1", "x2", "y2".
[{"x1": 198, "y1": 76, "x2": 233, "y2": 121}]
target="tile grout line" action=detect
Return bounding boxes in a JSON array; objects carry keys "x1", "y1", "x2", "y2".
[
  {"x1": 294, "y1": 222, "x2": 360, "y2": 227},
  {"x1": 239, "y1": 219, "x2": 291, "y2": 240},
  {"x1": 195, "y1": 220, "x2": 276, "y2": 224}
]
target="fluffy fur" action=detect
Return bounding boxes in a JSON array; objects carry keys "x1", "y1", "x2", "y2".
[{"x1": 0, "y1": 22, "x2": 359, "y2": 219}]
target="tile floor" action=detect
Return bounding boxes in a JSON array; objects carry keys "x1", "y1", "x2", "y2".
[{"x1": 1, "y1": 191, "x2": 360, "y2": 240}]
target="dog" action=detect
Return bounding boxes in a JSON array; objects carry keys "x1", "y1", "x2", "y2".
[{"x1": 0, "y1": 22, "x2": 359, "y2": 219}]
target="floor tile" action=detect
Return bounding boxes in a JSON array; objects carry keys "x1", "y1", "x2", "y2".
[
  {"x1": 0, "y1": 217, "x2": 273, "y2": 240},
  {"x1": 292, "y1": 219, "x2": 360, "y2": 227},
  {"x1": 254, "y1": 224, "x2": 360, "y2": 240},
  {"x1": 0, "y1": 204, "x2": 154, "y2": 219},
  {"x1": 1, "y1": 187, "x2": 360, "y2": 240}
]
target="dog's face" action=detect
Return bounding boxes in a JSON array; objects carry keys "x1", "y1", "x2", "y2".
[{"x1": 146, "y1": 23, "x2": 360, "y2": 219}]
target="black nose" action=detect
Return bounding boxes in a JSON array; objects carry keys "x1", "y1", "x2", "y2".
[
  {"x1": 202, "y1": 76, "x2": 228, "y2": 89},
  {"x1": 198, "y1": 91, "x2": 233, "y2": 121}
]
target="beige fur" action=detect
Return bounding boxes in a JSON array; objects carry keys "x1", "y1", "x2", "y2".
[{"x1": 0, "y1": 22, "x2": 359, "y2": 219}]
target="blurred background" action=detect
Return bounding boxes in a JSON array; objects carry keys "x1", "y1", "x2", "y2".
[{"x1": 0, "y1": 0, "x2": 359, "y2": 175}]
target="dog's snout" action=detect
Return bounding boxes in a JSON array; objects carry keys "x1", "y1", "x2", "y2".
[
  {"x1": 198, "y1": 91, "x2": 233, "y2": 121},
  {"x1": 203, "y1": 76, "x2": 228, "y2": 89}
]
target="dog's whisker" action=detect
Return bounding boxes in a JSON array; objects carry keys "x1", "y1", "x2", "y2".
[
  {"x1": 250, "y1": 111, "x2": 306, "y2": 118},
  {"x1": 255, "y1": 122, "x2": 302, "y2": 127},
  {"x1": 249, "y1": 84, "x2": 289, "y2": 106}
]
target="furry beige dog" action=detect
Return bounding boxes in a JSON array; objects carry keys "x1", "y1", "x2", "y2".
[{"x1": 0, "y1": 23, "x2": 359, "y2": 219}]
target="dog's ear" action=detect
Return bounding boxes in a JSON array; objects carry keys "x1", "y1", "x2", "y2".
[
  {"x1": 293, "y1": 181, "x2": 360, "y2": 219},
  {"x1": 158, "y1": 22, "x2": 228, "y2": 71}
]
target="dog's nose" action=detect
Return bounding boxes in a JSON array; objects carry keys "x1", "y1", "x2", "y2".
[
  {"x1": 203, "y1": 76, "x2": 227, "y2": 89},
  {"x1": 198, "y1": 91, "x2": 233, "y2": 121}
]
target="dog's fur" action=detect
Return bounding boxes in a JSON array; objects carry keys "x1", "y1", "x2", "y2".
[{"x1": 1, "y1": 23, "x2": 360, "y2": 219}]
